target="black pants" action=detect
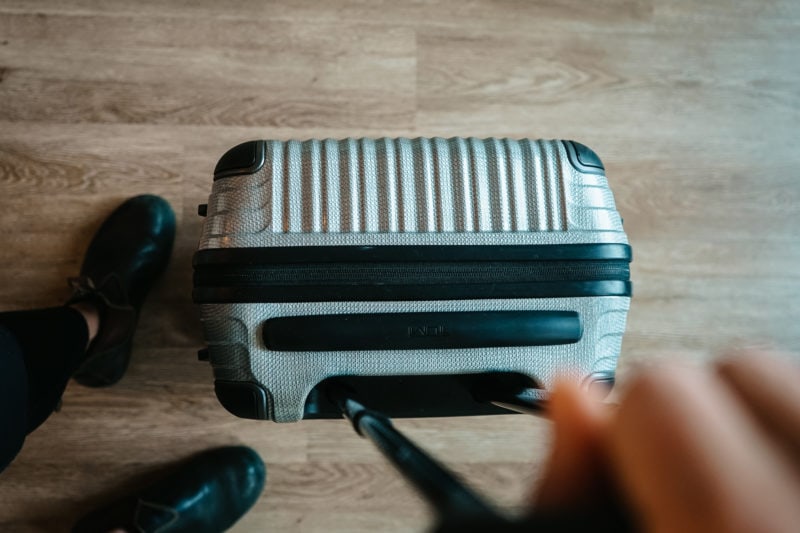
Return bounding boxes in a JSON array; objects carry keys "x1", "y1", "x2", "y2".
[{"x1": 0, "y1": 307, "x2": 88, "y2": 472}]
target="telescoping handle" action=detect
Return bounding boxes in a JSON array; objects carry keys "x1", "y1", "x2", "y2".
[
  {"x1": 326, "y1": 383, "x2": 501, "y2": 522},
  {"x1": 326, "y1": 381, "x2": 632, "y2": 533}
]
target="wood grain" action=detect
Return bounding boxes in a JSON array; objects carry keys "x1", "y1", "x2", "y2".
[{"x1": 0, "y1": 0, "x2": 799, "y2": 531}]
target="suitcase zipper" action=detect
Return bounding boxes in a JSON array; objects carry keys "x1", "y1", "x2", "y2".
[
  {"x1": 193, "y1": 252, "x2": 631, "y2": 303},
  {"x1": 196, "y1": 260, "x2": 629, "y2": 286}
]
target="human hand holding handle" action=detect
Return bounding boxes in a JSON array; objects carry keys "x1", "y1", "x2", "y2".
[{"x1": 534, "y1": 350, "x2": 800, "y2": 533}]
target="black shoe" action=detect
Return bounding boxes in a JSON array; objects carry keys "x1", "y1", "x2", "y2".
[
  {"x1": 68, "y1": 195, "x2": 176, "y2": 387},
  {"x1": 73, "y1": 446, "x2": 266, "y2": 533}
]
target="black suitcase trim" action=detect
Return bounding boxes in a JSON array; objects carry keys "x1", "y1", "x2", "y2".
[
  {"x1": 213, "y1": 140, "x2": 266, "y2": 180},
  {"x1": 562, "y1": 140, "x2": 606, "y2": 175},
  {"x1": 194, "y1": 243, "x2": 631, "y2": 264},
  {"x1": 195, "y1": 280, "x2": 631, "y2": 303},
  {"x1": 193, "y1": 244, "x2": 631, "y2": 303}
]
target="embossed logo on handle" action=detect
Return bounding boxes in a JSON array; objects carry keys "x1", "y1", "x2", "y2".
[{"x1": 407, "y1": 325, "x2": 449, "y2": 338}]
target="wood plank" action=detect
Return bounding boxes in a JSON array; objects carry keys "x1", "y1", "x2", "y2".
[
  {"x1": 0, "y1": 0, "x2": 654, "y2": 29},
  {"x1": 0, "y1": 14, "x2": 415, "y2": 128}
]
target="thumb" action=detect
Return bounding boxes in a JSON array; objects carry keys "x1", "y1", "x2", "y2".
[{"x1": 533, "y1": 378, "x2": 610, "y2": 510}]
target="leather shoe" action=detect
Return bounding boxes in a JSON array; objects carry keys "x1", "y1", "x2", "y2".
[
  {"x1": 73, "y1": 446, "x2": 266, "y2": 533},
  {"x1": 68, "y1": 194, "x2": 175, "y2": 386}
]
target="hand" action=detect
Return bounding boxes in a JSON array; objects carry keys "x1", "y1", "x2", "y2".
[{"x1": 535, "y1": 350, "x2": 800, "y2": 533}]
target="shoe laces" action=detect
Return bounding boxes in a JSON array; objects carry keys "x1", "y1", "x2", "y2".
[{"x1": 68, "y1": 273, "x2": 131, "y2": 311}]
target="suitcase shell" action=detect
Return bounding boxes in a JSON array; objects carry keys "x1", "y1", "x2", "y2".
[{"x1": 193, "y1": 138, "x2": 631, "y2": 422}]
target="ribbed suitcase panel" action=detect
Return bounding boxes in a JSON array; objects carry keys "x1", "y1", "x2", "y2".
[{"x1": 203, "y1": 138, "x2": 597, "y2": 241}]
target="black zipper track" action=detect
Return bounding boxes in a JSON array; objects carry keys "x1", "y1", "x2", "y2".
[
  {"x1": 195, "y1": 260, "x2": 630, "y2": 287},
  {"x1": 194, "y1": 243, "x2": 632, "y2": 264},
  {"x1": 193, "y1": 244, "x2": 632, "y2": 302}
]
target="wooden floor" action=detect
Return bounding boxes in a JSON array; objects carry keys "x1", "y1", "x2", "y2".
[{"x1": 1, "y1": 1, "x2": 799, "y2": 531}]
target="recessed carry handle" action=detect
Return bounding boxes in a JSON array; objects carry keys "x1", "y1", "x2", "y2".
[{"x1": 264, "y1": 311, "x2": 582, "y2": 352}]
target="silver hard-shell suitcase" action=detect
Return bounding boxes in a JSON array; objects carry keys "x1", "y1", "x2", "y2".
[{"x1": 193, "y1": 138, "x2": 631, "y2": 422}]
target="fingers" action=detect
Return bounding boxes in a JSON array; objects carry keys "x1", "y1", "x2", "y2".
[
  {"x1": 534, "y1": 379, "x2": 610, "y2": 510},
  {"x1": 607, "y1": 363, "x2": 800, "y2": 533},
  {"x1": 717, "y1": 350, "x2": 800, "y2": 462}
]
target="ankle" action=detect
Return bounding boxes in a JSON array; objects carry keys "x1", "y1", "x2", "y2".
[{"x1": 70, "y1": 302, "x2": 101, "y2": 346}]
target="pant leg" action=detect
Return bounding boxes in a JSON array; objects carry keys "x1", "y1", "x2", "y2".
[
  {"x1": 0, "y1": 326, "x2": 28, "y2": 472},
  {"x1": 0, "y1": 306, "x2": 88, "y2": 472}
]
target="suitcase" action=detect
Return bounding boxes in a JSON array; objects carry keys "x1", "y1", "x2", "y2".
[{"x1": 193, "y1": 138, "x2": 631, "y2": 422}]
